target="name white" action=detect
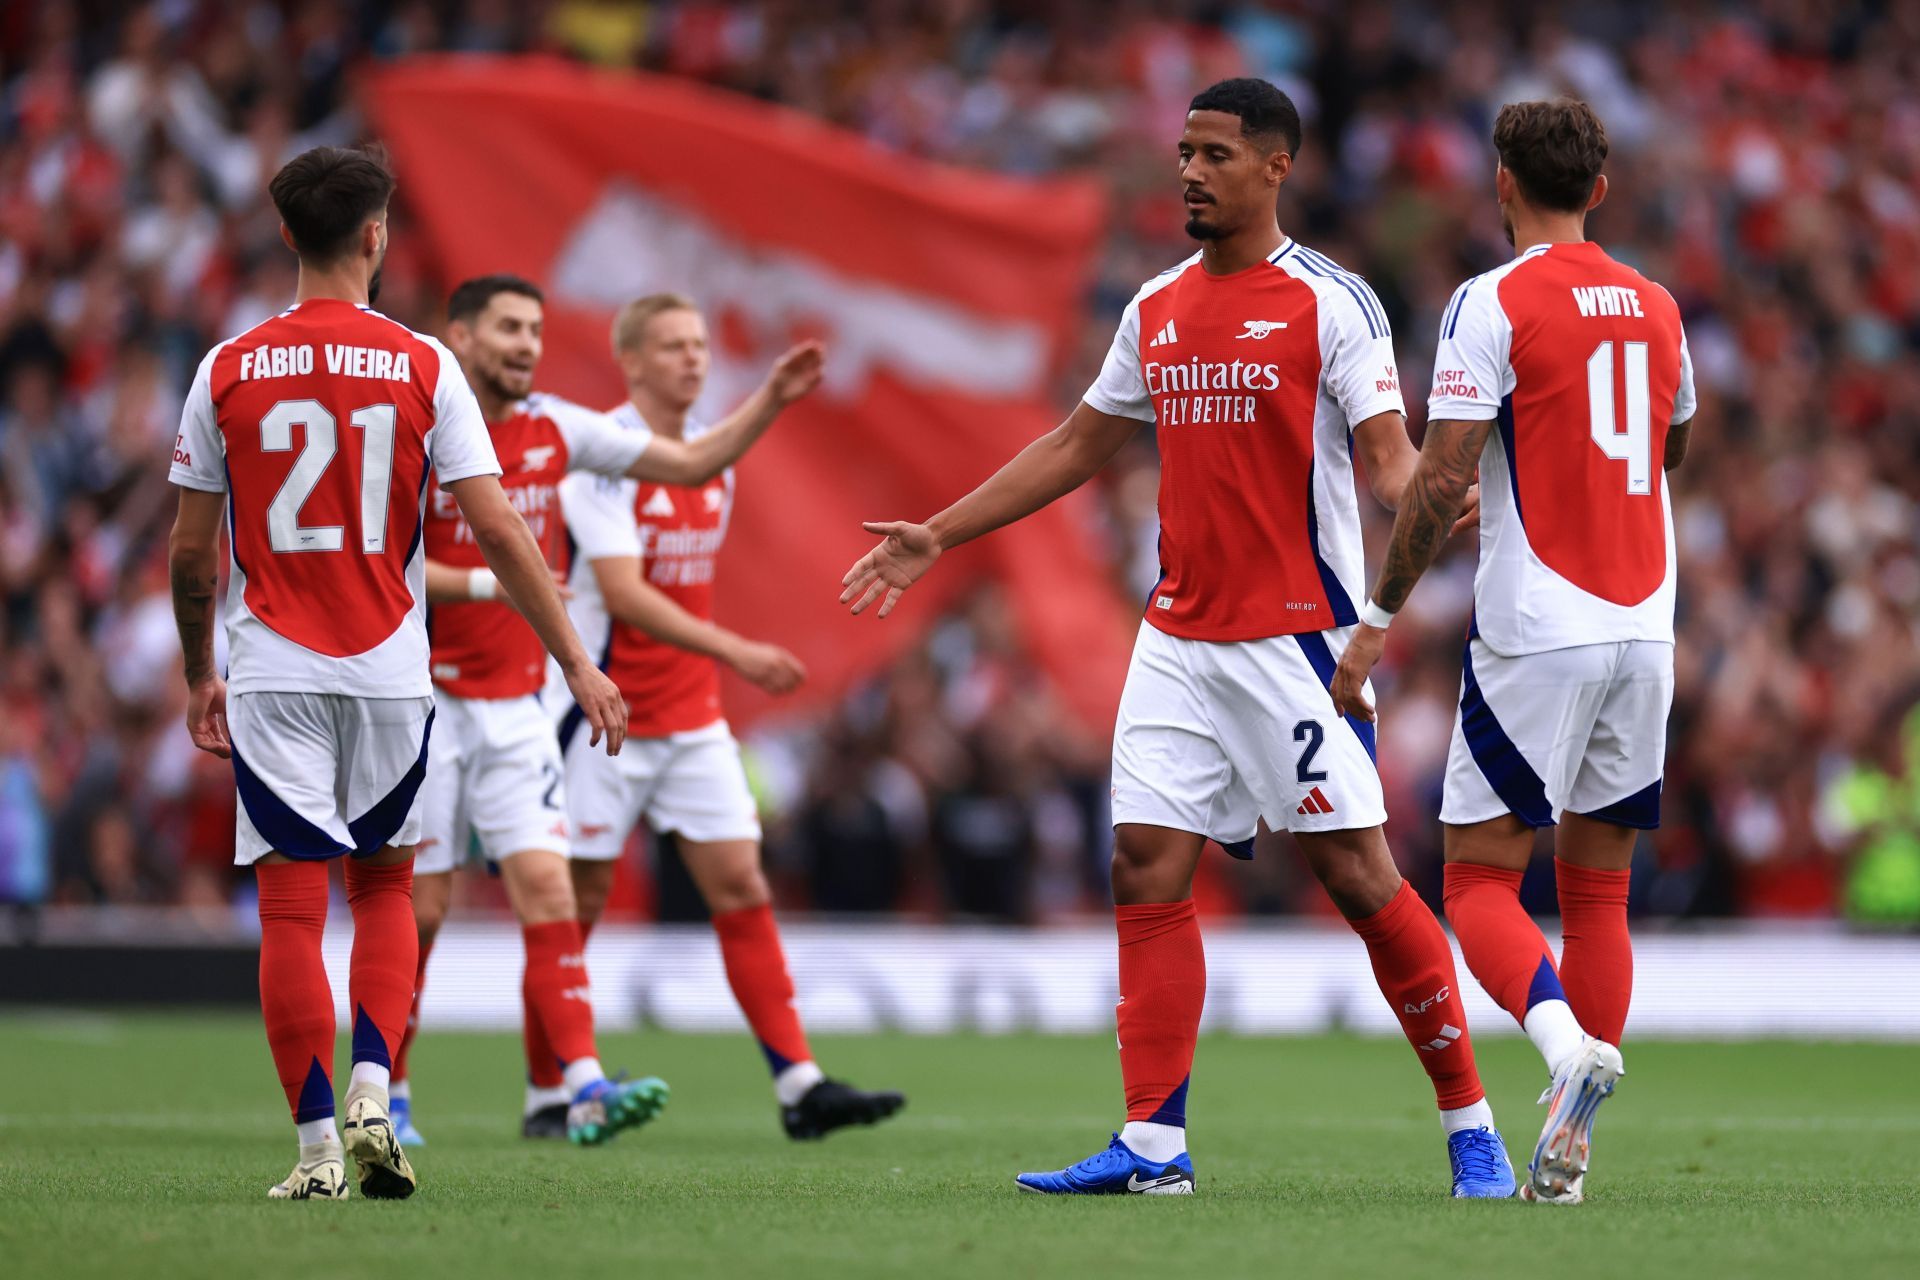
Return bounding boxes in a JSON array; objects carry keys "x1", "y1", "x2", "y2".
[
  {"x1": 1571, "y1": 286, "x2": 1644, "y2": 318},
  {"x1": 238, "y1": 344, "x2": 413, "y2": 382}
]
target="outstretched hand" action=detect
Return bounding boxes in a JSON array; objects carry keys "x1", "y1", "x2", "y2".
[
  {"x1": 1330, "y1": 623, "x2": 1387, "y2": 723},
  {"x1": 767, "y1": 341, "x2": 826, "y2": 406},
  {"x1": 840, "y1": 521, "x2": 940, "y2": 618}
]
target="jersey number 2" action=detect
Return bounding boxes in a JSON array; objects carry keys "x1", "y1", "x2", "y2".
[
  {"x1": 262, "y1": 399, "x2": 398, "y2": 553},
  {"x1": 1586, "y1": 340, "x2": 1651, "y2": 495}
]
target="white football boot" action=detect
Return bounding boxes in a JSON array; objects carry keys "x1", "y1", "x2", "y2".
[
  {"x1": 1523, "y1": 1036, "x2": 1625, "y2": 1205},
  {"x1": 267, "y1": 1142, "x2": 349, "y2": 1200},
  {"x1": 342, "y1": 1084, "x2": 417, "y2": 1200}
]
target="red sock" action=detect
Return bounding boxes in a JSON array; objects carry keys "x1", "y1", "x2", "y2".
[
  {"x1": 522, "y1": 985, "x2": 565, "y2": 1090},
  {"x1": 1555, "y1": 859, "x2": 1632, "y2": 1043},
  {"x1": 392, "y1": 936, "x2": 431, "y2": 1087},
  {"x1": 257, "y1": 860, "x2": 336, "y2": 1122},
  {"x1": 524, "y1": 919, "x2": 597, "y2": 1075},
  {"x1": 343, "y1": 860, "x2": 418, "y2": 1075},
  {"x1": 1349, "y1": 881, "x2": 1486, "y2": 1110},
  {"x1": 1115, "y1": 899, "x2": 1204, "y2": 1125},
  {"x1": 712, "y1": 904, "x2": 812, "y2": 1075},
  {"x1": 1443, "y1": 862, "x2": 1565, "y2": 1026}
]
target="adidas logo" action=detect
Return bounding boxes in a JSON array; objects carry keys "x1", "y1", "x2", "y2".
[
  {"x1": 641, "y1": 488, "x2": 677, "y2": 518},
  {"x1": 1421, "y1": 1024, "x2": 1464, "y2": 1052},
  {"x1": 1147, "y1": 319, "x2": 1179, "y2": 348},
  {"x1": 1296, "y1": 786, "x2": 1335, "y2": 816}
]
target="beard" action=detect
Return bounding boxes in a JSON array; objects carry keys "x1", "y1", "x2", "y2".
[
  {"x1": 367, "y1": 265, "x2": 383, "y2": 306},
  {"x1": 1185, "y1": 211, "x2": 1226, "y2": 240},
  {"x1": 479, "y1": 364, "x2": 531, "y2": 404},
  {"x1": 1500, "y1": 209, "x2": 1515, "y2": 248}
]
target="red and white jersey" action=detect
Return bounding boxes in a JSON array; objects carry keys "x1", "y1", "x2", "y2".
[
  {"x1": 168, "y1": 299, "x2": 500, "y2": 697},
  {"x1": 1084, "y1": 239, "x2": 1405, "y2": 641},
  {"x1": 558, "y1": 402, "x2": 733, "y2": 739},
  {"x1": 424, "y1": 393, "x2": 652, "y2": 699},
  {"x1": 1428, "y1": 241, "x2": 1696, "y2": 655}
]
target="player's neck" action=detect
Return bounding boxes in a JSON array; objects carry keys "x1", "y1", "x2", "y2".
[
  {"x1": 292, "y1": 264, "x2": 372, "y2": 307},
  {"x1": 1198, "y1": 223, "x2": 1287, "y2": 276},
  {"x1": 1508, "y1": 210, "x2": 1588, "y2": 253},
  {"x1": 476, "y1": 387, "x2": 517, "y2": 425},
  {"x1": 627, "y1": 388, "x2": 689, "y2": 441}
]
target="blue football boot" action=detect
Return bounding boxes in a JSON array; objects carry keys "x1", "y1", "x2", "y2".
[
  {"x1": 390, "y1": 1094, "x2": 426, "y2": 1148},
  {"x1": 1448, "y1": 1124, "x2": 1517, "y2": 1198},
  {"x1": 1016, "y1": 1133, "x2": 1195, "y2": 1195}
]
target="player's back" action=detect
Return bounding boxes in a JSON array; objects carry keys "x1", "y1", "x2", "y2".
[
  {"x1": 1432, "y1": 242, "x2": 1694, "y2": 655},
  {"x1": 172, "y1": 298, "x2": 498, "y2": 696}
]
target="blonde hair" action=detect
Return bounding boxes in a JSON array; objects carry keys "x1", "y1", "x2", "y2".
[{"x1": 611, "y1": 292, "x2": 700, "y2": 357}]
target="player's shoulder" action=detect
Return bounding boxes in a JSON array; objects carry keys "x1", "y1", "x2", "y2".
[
  {"x1": 599, "y1": 400, "x2": 655, "y2": 434},
  {"x1": 1271, "y1": 240, "x2": 1389, "y2": 338},
  {"x1": 1128, "y1": 250, "x2": 1205, "y2": 307},
  {"x1": 1439, "y1": 248, "x2": 1553, "y2": 336}
]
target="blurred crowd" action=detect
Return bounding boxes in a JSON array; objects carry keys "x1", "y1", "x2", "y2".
[{"x1": 3, "y1": 0, "x2": 1918, "y2": 925}]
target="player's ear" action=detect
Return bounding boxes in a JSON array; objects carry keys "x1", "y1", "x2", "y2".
[
  {"x1": 1587, "y1": 174, "x2": 1609, "y2": 213},
  {"x1": 1494, "y1": 163, "x2": 1515, "y2": 205},
  {"x1": 278, "y1": 222, "x2": 298, "y2": 255},
  {"x1": 1267, "y1": 147, "x2": 1292, "y2": 188}
]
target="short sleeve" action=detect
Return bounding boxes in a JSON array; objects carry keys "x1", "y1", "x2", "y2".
[
  {"x1": 1427, "y1": 278, "x2": 1508, "y2": 421},
  {"x1": 1319, "y1": 279, "x2": 1405, "y2": 426},
  {"x1": 1672, "y1": 326, "x2": 1696, "y2": 425},
  {"x1": 424, "y1": 336, "x2": 502, "y2": 483},
  {"x1": 168, "y1": 347, "x2": 227, "y2": 492},
  {"x1": 559, "y1": 471, "x2": 642, "y2": 561},
  {"x1": 542, "y1": 395, "x2": 652, "y2": 477},
  {"x1": 1082, "y1": 300, "x2": 1154, "y2": 422}
]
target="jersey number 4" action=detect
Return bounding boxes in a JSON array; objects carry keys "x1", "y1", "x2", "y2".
[
  {"x1": 1586, "y1": 340, "x2": 1652, "y2": 495},
  {"x1": 262, "y1": 399, "x2": 398, "y2": 553}
]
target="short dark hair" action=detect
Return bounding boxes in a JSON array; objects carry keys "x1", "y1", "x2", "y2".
[
  {"x1": 447, "y1": 275, "x2": 545, "y2": 325},
  {"x1": 268, "y1": 145, "x2": 395, "y2": 264},
  {"x1": 1189, "y1": 78, "x2": 1301, "y2": 156},
  {"x1": 1493, "y1": 99, "x2": 1609, "y2": 213}
]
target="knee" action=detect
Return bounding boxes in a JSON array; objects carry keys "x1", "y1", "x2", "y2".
[
  {"x1": 570, "y1": 863, "x2": 613, "y2": 924},
  {"x1": 1317, "y1": 854, "x2": 1399, "y2": 920},
  {"x1": 703, "y1": 861, "x2": 771, "y2": 916},
  {"x1": 1109, "y1": 832, "x2": 1187, "y2": 905},
  {"x1": 515, "y1": 860, "x2": 579, "y2": 925},
  {"x1": 413, "y1": 883, "x2": 451, "y2": 938}
]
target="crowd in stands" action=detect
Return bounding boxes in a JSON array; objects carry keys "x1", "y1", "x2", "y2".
[{"x1": 3, "y1": 0, "x2": 1916, "y2": 924}]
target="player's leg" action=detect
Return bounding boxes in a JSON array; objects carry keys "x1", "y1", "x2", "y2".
[
  {"x1": 1018, "y1": 625, "x2": 1213, "y2": 1195},
  {"x1": 677, "y1": 833, "x2": 905, "y2": 1138},
  {"x1": 1228, "y1": 627, "x2": 1510, "y2": 1197},
  {"x1": 660, "y1": 722, "x2": 903, "y2": 1137},
  {"x1": 389, "y1": 868, "x2": 451, "y2": 1145},
  {"x1": 1555, "y1": 639, "x2": 1672, "y2": 1047},
  {"x1": 230, "y1": 690, "x2": 353, "y2": 1200},
  {"x1": 1440, "y1": 640, "x2": 1624, "y2": 1205},
  {"x1": 477, "y1": 696, "x2": 666, "y2": 1145},
  {"x1": 331, "y1": 694, "x2": 437, "y2": 1201},
  {"x1": 390, "y1": 697, "x2": 470, "y2": 1147}
]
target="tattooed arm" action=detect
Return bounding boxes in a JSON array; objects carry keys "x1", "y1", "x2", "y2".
[
  {"x1": 170, "y1": 487, "x2": 232, "y2": 757},
  {"x1": 1329, "y1": 417, "x2": 1495, "y2": 721},
  {"x1": 1665, "y1": 417, "x2": 1693, "y2": 472}
]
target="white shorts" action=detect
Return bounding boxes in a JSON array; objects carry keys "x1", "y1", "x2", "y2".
[
  {"x1": 1442, "y1": 637, "x2": 1674, "y2": 829},
  {"x1": 229, "y1": 691, "x2": 435, "y2": 867},
  {"x1": 415, "y1": 690, "x2": 570, "y2": 875},
  {"x1": 1110, "y1": 621, "x2": 1386, "y2": 852},
  {"x1": 563, "y1": 718, "x2": 761, "y2": 859}
]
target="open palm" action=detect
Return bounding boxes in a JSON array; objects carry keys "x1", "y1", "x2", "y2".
[{"x1": 840, "y1": 521, "x2": 940, "y2": 618}]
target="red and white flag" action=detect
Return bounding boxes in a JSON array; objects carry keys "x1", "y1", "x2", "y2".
[{"x1": 364, "y1": 55, "x2": 1133, "y2": 731}]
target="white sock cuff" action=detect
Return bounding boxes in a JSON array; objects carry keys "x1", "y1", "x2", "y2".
[
  {"x1": 563, "y1": 1057, "x2": 606, "y2": 1097},
  {"x1": 775, "y1": 1060, "x2": 826, "y2": 1107},
  {"x1": 1118, "y1": 1120, "x2": 1187, "y2": 1164},
  {"x1": 1440, "y1": 1097, "x2": 1495, "y2": 1134}
]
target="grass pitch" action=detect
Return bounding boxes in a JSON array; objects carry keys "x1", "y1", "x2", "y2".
[{"x1": 1, "y1": 1013, "x2": 1913, "y2": 1279}]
